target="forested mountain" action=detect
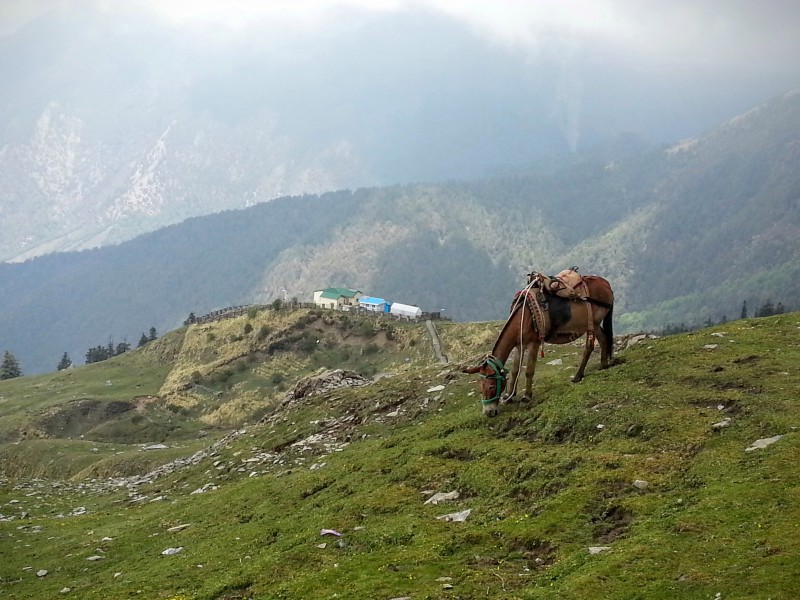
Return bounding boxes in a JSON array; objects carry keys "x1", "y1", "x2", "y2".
[{"x1": 2, "y1": 91, "x2": 799, "y2": 374}]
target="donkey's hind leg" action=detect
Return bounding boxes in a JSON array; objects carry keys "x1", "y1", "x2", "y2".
[{"x1": 595, "y1": 326, "x2": 610, "y2": 369}]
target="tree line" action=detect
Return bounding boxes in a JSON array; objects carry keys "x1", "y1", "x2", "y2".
[
  {"x1": 656, "y1": 299, "x2": 790, "y2": 336},
  {"x1": 0, "y1": 327, "x2": 158, "y2": 380}
]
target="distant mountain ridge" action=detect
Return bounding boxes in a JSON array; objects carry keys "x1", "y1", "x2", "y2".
[
  {"x1": 0, "y1": 4, "x2": 786, "y2": 262},
  {"x1": 2, "y1": 90, "x2": 800, "y2": 374}
]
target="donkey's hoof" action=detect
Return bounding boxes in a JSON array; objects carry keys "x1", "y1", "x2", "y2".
[
  {"x1": 500, "y1": 394, "x2": 516, "y2": 405},
  {"x1": 571, "y1": 375, "x2": 584, "y2": 384},
  {"x1": 519, "y1": 394, "x2": 532, "y2": 404}
]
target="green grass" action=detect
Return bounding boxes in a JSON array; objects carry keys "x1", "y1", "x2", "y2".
[{"x1": 1, "y1": 312, "x2": 799, "y2": 599}]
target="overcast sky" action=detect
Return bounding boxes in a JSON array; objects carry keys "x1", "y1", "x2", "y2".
[{"x1": 3, "y1": 0, "x2": 800, "y2": 78}]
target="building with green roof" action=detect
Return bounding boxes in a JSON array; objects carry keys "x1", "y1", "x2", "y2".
[{"x1": 313, "y1": 287, "x2": 363, "y2": 310}]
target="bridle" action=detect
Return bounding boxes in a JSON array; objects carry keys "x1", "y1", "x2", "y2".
[{"x1": 479, "y1": 354, "x2": 506, "y2": 406}]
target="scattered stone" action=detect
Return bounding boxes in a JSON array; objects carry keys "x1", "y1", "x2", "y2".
[
  {"x1": 36, "y1": 569, "x2": 48, "y2": 577},
  {"x1": 167, "y1": 524, "x2": 191, "y2": 533},
  {"x1": 276, "y1": 369, "x2": 371, "y2": 409},
  {"x1": 427, "y1": 385, "x2": 445, "y2": 393},
  {"x1": 436, "y1": 577, "x2": 453, "y2": 582},
  {"x1": 633, "y1": 480, "x2": 649, "y2": 490},
  {"x1": 546, "y1": 358, "x2": 562, "y2": 366},
  {"x1": 87, "y1": 555, "x2": 104, "y2": 561},
  {"x1": 615, "y1": 333, "x2": 659, "y2": 352},
  {"x1": 711, "y1": 418, "x2": 732, "y2": 430},
  {"x1": 317, "y1": 543, "x2": 327, "y2": 549},
  {"x1": 161, "y1": 547, "x2": 183, "y2": 556},
  {"x1": 436, "y1": 509, "x2": 471, "y2": 523},
  {"x1": 703, "y1": 344, "x2": 719, "y2": 350},
  {"x1": 143, "y1": 444, "x2": 169, "y2": 451},
  {"x1": 424, "y1": 491, "x2": 460, "y2": 505},
  {"x1": 745, "y1": 435, "x2": 784, "y2": 452},
  {"x1": 60, "y1": 587, "x2": 71, "y2": 594},
  {"x1": 588, "y1": 546, "x2": 611, "y2": 555}
]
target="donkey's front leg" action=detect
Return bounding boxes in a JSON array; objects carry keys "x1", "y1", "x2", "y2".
[
  {"x1": 522, "y1": 341, "x2": 539, "y2": 402},
  {"x1": 573, "y1": 335, "x2": 595, "y2": 383},
  {"x1": 502, "y1": 345, "x2": 524, "y2": 403}
]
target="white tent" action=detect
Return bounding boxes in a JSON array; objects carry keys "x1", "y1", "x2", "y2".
[{"x1": 389, "y1": 302, "x2": 422, "y2": 319}]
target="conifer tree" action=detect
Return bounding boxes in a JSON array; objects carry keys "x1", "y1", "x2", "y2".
[
  {"x1": 740, "y1": 301, "x2": 748, "y2": 319},
  {"x1": 138, "y1": 333, "x2": 149, "y2": 347},
  {"x1": 57, "y1": 352, "x2": 72, "y2": 371},
  {"x1": 1, "y1": 351, "x2": 22, "y2": 380},
  {"x1": 148, "y1": 327, "x2": 157, "y2": 341}
]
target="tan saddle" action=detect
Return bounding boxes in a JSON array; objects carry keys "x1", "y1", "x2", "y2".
[{"x1": 527, "y1": 267, "x2": 588, "y2": 301}]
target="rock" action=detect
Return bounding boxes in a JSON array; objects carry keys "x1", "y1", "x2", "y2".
[
  {"x1": 633, "y1": 480, "x2": 649, "y2": 489},
  {"x1": 745, "y1": 435, "x2": 784, "y2": 452},
  {"x1": 86, "y1": 555, "x2": 104, "y2": 561},
  {"x1": 60, "y1": 587, "x2": 71, "y2": 593},
  {"x1": 36, "y1": 569, "x2": 48, "y2": 577},
  {"x1": 703, "y1": 344, "x2": 719, "y2": 350},
  {"x1": 711, "y1": 418, "x2": 731, "y2": 430},
  {"x1": 167, "y1": 524, "x2": 191, "y2": 533},
  {"x1": 436, "y1": 509, "x2": 471, "y2": 522},
  {"x1": 588, "y1": 546, "x2": 611, "y2": 555},
  {"x1": 424, "y1": 491, "x2": 460, "y2": 505},
  {"x1": 427, "y1": 385, "x2": 445, "y2": 393},
  {"x1": 546, "y1": 358, "x2": 562, "y2": 366},
  {"x1": 276, "y1": 369, "x2": 371, "y2": 409},
  {"x1": 161, "y1": 547, "x2": 183, "y2": 556},
  {"x1": 143, "y1": 444, "x2": 169, "y2": 451}
]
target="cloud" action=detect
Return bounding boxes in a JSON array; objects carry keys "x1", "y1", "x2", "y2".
[{"x1": 5, "y1": 0, "x2": 799, "y2": 73}]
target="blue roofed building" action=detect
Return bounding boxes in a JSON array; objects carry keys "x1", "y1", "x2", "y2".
[{"x1": 358, "y1": 296, "x2": 387, "y2": 312}]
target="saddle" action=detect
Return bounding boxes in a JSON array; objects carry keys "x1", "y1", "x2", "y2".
[
  {"x1": 522, "y1": 267, "x2": 595, "y2": 348},
  {"x1": 527, "y1": 267, "x2": 589, "y2": 301}
]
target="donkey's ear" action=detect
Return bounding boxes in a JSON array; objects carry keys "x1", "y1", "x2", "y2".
[{"x1": 462, "y1": 365, "x2": 481, "y2": 374}]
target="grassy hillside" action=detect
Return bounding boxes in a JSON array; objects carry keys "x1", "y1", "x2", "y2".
[{"x1": 1, "y1": 310, "x2": 799, "y2": 599}]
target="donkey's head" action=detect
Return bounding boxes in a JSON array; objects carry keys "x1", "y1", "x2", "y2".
[{"x1": 462, "y1": 355, "x2": 506, "y2": 417}]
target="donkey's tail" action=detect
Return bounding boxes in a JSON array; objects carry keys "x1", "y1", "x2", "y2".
[{"x1": 601, "y1": 305, "x2": 614, "y2": 359}]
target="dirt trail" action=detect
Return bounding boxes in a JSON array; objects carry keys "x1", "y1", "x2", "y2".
[{"x1": 425, "y1": 320, "x2": 448, "y2": 364}]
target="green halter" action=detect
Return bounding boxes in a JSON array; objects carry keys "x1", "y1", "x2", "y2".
[{"x1": 479, "y1": 355, "x2": 506, "y2": 405}]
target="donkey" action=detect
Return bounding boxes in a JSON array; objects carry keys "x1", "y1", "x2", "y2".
[{"x1": 463, "y1": 275, "x2": 614, "y2": 417}]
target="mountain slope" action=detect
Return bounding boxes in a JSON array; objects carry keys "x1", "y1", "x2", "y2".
[
  {"x1": 2, "y1": 91, "x2": 800, "y2": 375},
  {"x1": 1, "y1": 311, "x2": 799, "y2": 599}
]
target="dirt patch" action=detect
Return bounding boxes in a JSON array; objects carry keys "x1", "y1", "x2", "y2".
[
  {"x1": 590, "y1": 504, "x2": 634, "y2": 543},
  {"x1": 35, "y1": 398, "x2": 135, "y2": 438}
]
